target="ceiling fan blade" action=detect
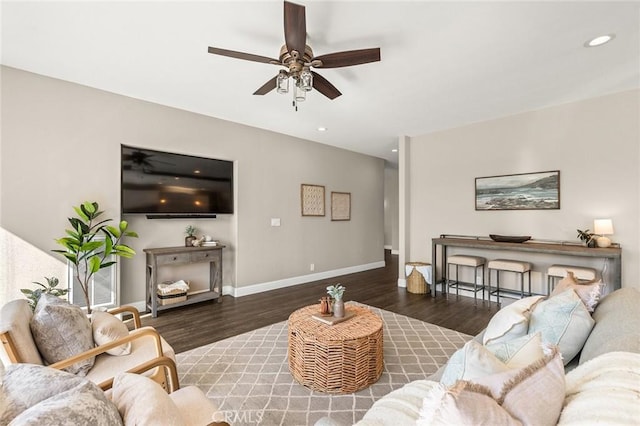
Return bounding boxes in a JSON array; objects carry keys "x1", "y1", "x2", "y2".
[
  {"x1": 311, "y1": 71, "x2": 341, "y2": 100},
  {"x1": 208, "y1": 46, "x2": 280, "y2": 64},
  {"x1": 253, "y1": 76, "x2": 278, "y2": 95},
  {"x1": 284, "y1": 1, "x2": 306, "y2": 56},
  {"x1": 313, "y1": 48, "x2": 381, "y2": 68}
]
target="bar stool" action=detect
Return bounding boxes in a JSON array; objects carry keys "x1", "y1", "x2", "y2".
[
  {"x1": 547, "y1": 265, "x2": 597, "y2": 295},
  {"x1": 446, "y1": 255, "x2": 486, "y2": 301},
  {"x1": 487, "y1": 259, "x2": 532, "y2": 304}
]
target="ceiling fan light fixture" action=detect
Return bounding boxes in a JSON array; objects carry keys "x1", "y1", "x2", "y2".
[
  {"x1": 277, "y1": 70, "x2": 289, "y2": 94},
  {"x1": 294, "y1": 83, "x2": 306, "y2": 102},
  {"x1": 300, "y1": 68, "x2": 313, "y2": 91}
]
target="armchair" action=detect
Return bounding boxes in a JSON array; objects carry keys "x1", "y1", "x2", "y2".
[{"x1": 0, "y1": 298, "x2": 175, "y2": 390}]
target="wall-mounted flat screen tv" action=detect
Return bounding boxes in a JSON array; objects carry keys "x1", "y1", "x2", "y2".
[{"x1": 121, "y1": 145, "x2": 233, "y2": 216}]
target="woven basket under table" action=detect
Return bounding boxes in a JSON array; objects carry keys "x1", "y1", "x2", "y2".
[
  {"x1": 406, "y1": 262, "x2": 430, "y2": 294},
  {"x1": 287, "y1": 305, "x2": 383, "y2": 394}
]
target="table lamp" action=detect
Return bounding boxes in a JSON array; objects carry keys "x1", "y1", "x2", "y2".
[{"x1": 593, "y1": 219, "x2": 614, "y2": 248}]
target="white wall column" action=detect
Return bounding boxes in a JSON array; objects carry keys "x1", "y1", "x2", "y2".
[{"x1": 397, "y1": 135, "x2": 410, "y2": 287}]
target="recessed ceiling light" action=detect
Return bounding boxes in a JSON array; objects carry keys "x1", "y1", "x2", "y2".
[
  {"x1": 391, "y1": 149, "x2": 398, "y2": 153},
  {"x1": 194, "y1": 170, "x2": 201, "y2": 174},
  {"x1": 317, "y1": 127, "x2": 327, "y2": 132},
  {"x1": 584, "y1": 34, "x2": 615, "y2": 48}
]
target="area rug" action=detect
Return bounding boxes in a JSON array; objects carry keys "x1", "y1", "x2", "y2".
[{"x1": 176, "y1": 302, "x2": 471, "y2": 426}]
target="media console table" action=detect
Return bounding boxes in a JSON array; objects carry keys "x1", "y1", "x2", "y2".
[
  {"x1": 431, "y1": 235, "x2": 621, "y2": 297},
  {"x1": 144, "y1": 245, "x2": 224, "y2": 317}
]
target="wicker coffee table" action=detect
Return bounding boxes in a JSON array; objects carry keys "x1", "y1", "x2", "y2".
[{"x1": 288, "y1": 304, "x2": 383, "y2": 394}]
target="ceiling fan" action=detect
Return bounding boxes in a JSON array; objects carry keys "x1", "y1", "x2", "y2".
[{"x1": 207, "y1": 1, "x2": 380, "y2": 107}]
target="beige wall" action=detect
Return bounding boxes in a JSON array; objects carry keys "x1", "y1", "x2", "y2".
[
  {"x1": 406, "y1": 90, "x2": 639, "y2": 292},
  {"x1": 0, "y1": 66, "x2": 385, "y2": 306}
]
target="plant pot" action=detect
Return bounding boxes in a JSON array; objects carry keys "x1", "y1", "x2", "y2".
[
  {"x1": 587, "y1": 239, "x2": 597, "y2": 248},
  {"x1": 185, "y1": 236, "x2": 196, "y2": 247}
]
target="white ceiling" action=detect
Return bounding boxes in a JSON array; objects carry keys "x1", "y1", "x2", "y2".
[{"x1": 2, "y1": 1, "x2": 639, "y2": 164}]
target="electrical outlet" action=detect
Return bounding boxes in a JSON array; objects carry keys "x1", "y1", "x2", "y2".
[{"x1": 310, "y1": 263, "x2": 315, "y2": 272}]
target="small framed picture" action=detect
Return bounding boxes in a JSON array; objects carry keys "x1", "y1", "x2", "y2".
[
  {"x1": 331, "y1": 192, "x2": 351, "y2": 221},
  {"x1": 301, "y1": 184, "x2": 325, "y2": 216}
]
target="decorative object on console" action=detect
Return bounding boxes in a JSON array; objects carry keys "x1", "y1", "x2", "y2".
[
  {"x1": 53, "y1": 201, "x2": 138, "y2": 314},
  {"x1": 331, "y1": 192, "x2": 351, "y2": 221},
  {"x1": 593, "y1": 218, "x2": 614, "y2": 248},
  {"x1": 576, "y1": 228, "x2": 597, "y2": 248},
  {"x1": 327, "y1": 284, "x2": 346, "y2": 318},
  {"x1": 319, "y1": 297, "x2": 331, "y2": 316},
  {"x1": 489, "y1": 234, "x2": 532, "y2": 243},
  {"x1": 20, "y1": 276, "x2": 67, "y2": 312},
  {"x1": 475, "y1": 170, "x2": 560, "y2": 211},
  {"x1": 301, "y1": 184, "x2": 325, "y2": 216},
  {"x1": 184, "y1": 225, "x2": 197, "y2": 247}
]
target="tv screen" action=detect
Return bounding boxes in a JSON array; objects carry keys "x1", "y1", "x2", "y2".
[{"x1": 121, "y1": 145, "x2": 233, "y2": 216}]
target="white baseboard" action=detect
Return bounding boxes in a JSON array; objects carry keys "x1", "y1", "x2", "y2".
[
  {"x1": 130, "y1": 261, "x2": 386, "y2": 308},
  {"x1": 231, "y1": 261, "x2": 386, "y2": 298},
  {"x1": 397, "y1": 278, "x2": 406, "y2": 288}
]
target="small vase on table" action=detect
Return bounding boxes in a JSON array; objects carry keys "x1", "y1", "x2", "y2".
[{"x1": 333, "y1": 299, "x2": 345, "y2": 318}]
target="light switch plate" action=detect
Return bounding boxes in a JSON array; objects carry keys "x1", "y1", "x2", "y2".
[{"x1": 271, "y1": 218, "x2": 281, "y2": 227}]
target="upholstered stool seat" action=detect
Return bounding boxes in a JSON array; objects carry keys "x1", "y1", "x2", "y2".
[
  {"x1": 547, "y1": 264, "x2": 597, "y2": 295},
  {"x1": 446, "y1": 255, "x2": 486, "y2": 301},
  {"x1": 487, "y1": 259, "x2": 532, "y2": 304}
]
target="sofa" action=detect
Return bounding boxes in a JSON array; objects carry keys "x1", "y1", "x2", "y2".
[{"x1": 324, "y1": 286, "x2": 640, "y2": 425}]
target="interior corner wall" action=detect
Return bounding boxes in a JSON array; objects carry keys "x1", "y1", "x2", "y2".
[
  {"x1": 0, "y1": 66, "x2": 385, "y2": 305},
  {"x1": 406, "y1": 90, "x2": 640, "y2": 291}
]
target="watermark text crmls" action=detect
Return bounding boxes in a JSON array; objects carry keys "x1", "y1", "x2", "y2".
[{"x1": 213, "y1": 410, "x2": 265, "y2": 424}]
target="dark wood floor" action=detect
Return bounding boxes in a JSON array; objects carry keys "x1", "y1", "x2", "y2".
[{"x1": 144, "y1": 250, "x2": 500, "y2": 353}]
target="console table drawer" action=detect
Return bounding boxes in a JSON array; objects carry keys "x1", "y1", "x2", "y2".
[
  {"x1": 191, "y1": 250, "x2": 220, "y2": 263},
  {"x1": 156, "y1": 252, "x2": 192, "y2": 265}
]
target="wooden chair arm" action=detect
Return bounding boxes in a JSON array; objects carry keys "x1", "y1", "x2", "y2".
[
  {"x1": 98, "y1": 355, "x2": 180, "y2": 392},
  {"x1": 107, "y1": 305, "x2": 142, "y2": 329},
  {"x1": 49, "y1": 326, "x2": 164, "y2": 371}
]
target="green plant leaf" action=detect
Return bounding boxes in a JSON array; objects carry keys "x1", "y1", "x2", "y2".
[
  {"x1": 89, "y1": 256, "x2": 101, "y2": 273},
  {"x1": 106, "y1": 225, "x2": 121, "y2": 238},
  {"x1": 104, "y1": 235, "x2": 113, "y2": 257},
  {"x1": 20, "y1": 289, "x2": 33, "y2": 295},
  {"x1": 83, "y1": 201, "x2": 97, "y2": 215},
  {"x1": 73, "y1": 205, "x2": 90, "y2": 222},
  {"x1": 100, "y1": 261, "x2": 117, "y2": 269},
  {"x1": 119, "y1": 220, "x2": 128, "y2": 232},
  {"x1": 114, "y1": 245, "x2": 136, "y2": 255},
  {"x1": 81, "y1": 241, "x2": 104, "y2": 253}
]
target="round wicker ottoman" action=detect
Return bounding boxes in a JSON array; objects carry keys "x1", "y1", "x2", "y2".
[{"x1": 288, "y1": 305, "x2": 383, "y2": 394}]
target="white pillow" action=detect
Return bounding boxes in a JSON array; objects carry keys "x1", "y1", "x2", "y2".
[
  {"x1": 483, "y1": 295, "x2": 544, "y2": 345},
  {"x1": 440, "y1": 340, "x2": 510, "y2": 387},
  {"x1": 92, "y1": 311, "x2": 132, "y2": 356},
  {"x1": 112, "y1": 373, "x2": 184, "y2": 426},
  {"x1": 529, "y1": 289, "x2": 595, "y2": 365},
  {"x1": 486, "y1": 332, "x2": 544, "y2": 369},
  {"x1": 552, "y1": 272, "x2": 603, "y2": 312}
]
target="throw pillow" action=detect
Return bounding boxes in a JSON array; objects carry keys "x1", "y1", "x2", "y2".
[
  {"x1": 486, "y1": 332, "x2": 544, "y2": 369},
  {"x1": 0, "y1": 364, "x2": 121, "y2": 425},
  {"x1": 29, "y1": 293, "x2": 95, "y2": 375},
  {"x1": 92, "y1": 310, "x2": 132, "y2": 356},
  {"x1": 529, "y1": 289, "x2": 595, "y2": 365},
  {"x1": 482, "y1": 295, "x2": 544, "y2": 345},
  {"x1": 551, "y1": 271, "x2": 603, "y2": 312},
  {"x1": 440, "y1": 340, "x2": 510, "y2": 387},
  {"x1": 420, "y1": 348, "x2": 565, "y2": 426},
  {"x1": 112, "y1": 372, "x2": 184, "y2": 426},
  {"x1": 417, "y1": 381, "x2": 520, "y2": 426}
]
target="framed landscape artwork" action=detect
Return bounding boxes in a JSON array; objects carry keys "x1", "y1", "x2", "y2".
[
  {"x1": 475, "y1": 170, "x2": 560, "y2": 211},
  {"x1": 301, "y1": 184, "x2": 325, "y2": 216},
  {"x1": 331, "y1": 192, "x2": 351, "y2": 221}
]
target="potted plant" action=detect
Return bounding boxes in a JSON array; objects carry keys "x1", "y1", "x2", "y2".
[
  {"x1": 327, "y1": 284, "x2": 346, "y2": 318},
  {"x1": 185, "y1": 225, "x2": 197, "y2": 247},
  {"x1": 53, "y1": 201, "x2": 138, "y2": 313},
  {"x1": 20, "y1": 276, "x2": 68, "y2": 312},
  {"x1": 577, "y1": 229, "x2": 597, "y2": 248}
]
